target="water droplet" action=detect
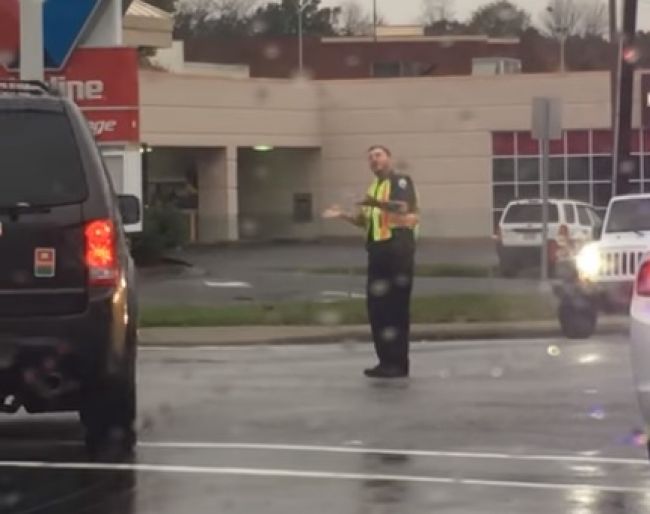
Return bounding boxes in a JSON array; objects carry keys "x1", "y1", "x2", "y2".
[
  {"x1": 254, "y1": 165, "x2": 269, "y2": 181},
  {"x1": 620, "y1": 159, "x2": 636, "y2": 175},
  {"x1": 490, "y1": 367, "x2": 504, "y2": 378},
  {"x1": 251, "y1": 19, "x2": 267, "y2": 35},
  {"x1": 547, "y1": 345, "x2": 561, "y2": 357},
  {"x1": 291, "y1": 69, "x2": 314, "y2": 83},
  {"x1": 240, "y1": 218, "x2": 259, "y2": 237},
  {"x1": 345, "y1": 54, "x2": 361, "y2": 67},
  {"x1": 381, "y1": 327, "x2": 398, "y2": 342},
  {"x1": 0, "y1": 492, "x2": 21, "y2": 508},
  {"x1": 395, "y1": 274, "x2": 411, "y2": 287},
  {"x1": 497, "y1": 6, "x2": 517, "y2": 21},
  {"x1": 370, "y1": 279, "x2": 389, "y2": 297},
  {"x1": 317, "y1": 309, "x2": 342, "y2": 326},
  {"x1": 263, "y1": 44, "x2": 281, "y2": 60},
  {"x1": 458, "y1": 109, "x2": 475, "y2": 123},
  {"x1": 255, "y1": 86, "x2": 270, "y2": 104},
  {"x1": 589, "y1": 406, "x2": 606, "y2": 420},
  {"x1": 395, "y1": 159, "x2": 410, "y2": 172}
]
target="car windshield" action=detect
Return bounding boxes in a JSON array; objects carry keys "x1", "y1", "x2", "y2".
[
  {"x1": 503, "y1": 203, "x2": 559, "y2": 223},
  {"x1": 605, "y1": 198, "x2": 650, "y2": 233},
  {"x1": 0, "y1": 110, "x2": 87, "y2": 207},
  {"x1": 8, "y1": 1, "x2": 650, "y2": 513}
]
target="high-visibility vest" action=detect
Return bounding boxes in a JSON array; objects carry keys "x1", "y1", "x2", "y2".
[{"x1": 364, "y1": 177, "x2": 419, "y2": 242}]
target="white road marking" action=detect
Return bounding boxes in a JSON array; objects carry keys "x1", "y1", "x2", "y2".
[
  {"x1": 204, "y1": 281, "x2": 252, "y2": 288},
  {"x1": 135, "y1": 441, "x2": 648, "y2": 467},
  {"x1": 139, "y1": 338, "x2": 562, "y2": 352},
  {"x1": 321, "y1": 291, "x2": 366, "y2": 299},
  {"x1": 0, "y1": 460, "x2": 646, "y2": 493}
]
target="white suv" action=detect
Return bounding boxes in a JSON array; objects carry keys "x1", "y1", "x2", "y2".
[
  {"x1": 558, "y1": 194, "x2": 650, "y2": 339},
  {"x1": 496, "y1": 199, "x2": 602, "y2": 277}
]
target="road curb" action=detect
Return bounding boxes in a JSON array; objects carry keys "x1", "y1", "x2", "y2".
[{"x1": 138, "y1": 319, "x2": 629, "y2": 347}]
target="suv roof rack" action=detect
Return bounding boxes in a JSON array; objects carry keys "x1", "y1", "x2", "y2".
[{"x1": 0, "y1": 80, "x2": 58, "y2": 97}]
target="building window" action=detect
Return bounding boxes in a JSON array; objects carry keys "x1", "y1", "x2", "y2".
[
  {"x1": 491, "y1": 129, "x2": 649, "y2": 228},
  {"x1": 293, "y1": 193, "x2": 313, "y2": 223},
  {"x1": 372, "y1": 62, "x2": 401, "y2": 77}
]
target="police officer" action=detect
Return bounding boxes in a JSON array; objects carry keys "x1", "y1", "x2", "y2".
[{"x1": 324, "y1": 145, "x2": 419, "y2": 378}]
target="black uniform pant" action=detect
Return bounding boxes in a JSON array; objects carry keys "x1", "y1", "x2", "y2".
[{"x1": 366, "y1": 237, "x2": 415, "y2": 372}]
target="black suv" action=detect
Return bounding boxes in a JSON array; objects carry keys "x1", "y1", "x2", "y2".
[{"x1": 0, "y1": 81, "x2": 140, "y2": 453}]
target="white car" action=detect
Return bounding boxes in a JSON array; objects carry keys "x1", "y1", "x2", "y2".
[
  {"x1": 558, "y1": 194, "x2": 650, "y2": 339},
  {"x1": 495, "y1": 199, "x2": 601, "y2": 277},
  {"x1": 629, "y1": 255, "x2": 650, "y2": 440}
]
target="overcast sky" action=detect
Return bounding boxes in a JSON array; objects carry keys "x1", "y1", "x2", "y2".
[{"x1": 322, "y1": 0, "x2": 650, "y2": 31}]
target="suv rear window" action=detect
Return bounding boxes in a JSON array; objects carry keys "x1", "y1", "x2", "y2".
[
  {"x1": 0, "y1": 110, "x2": 87, "y2": 207},
  {"x1": 503, "y1": 203, "x2": 559, "y2": 223},
  {"x1": 605, "y1": 198, "x2": 650, "y2": 233}
]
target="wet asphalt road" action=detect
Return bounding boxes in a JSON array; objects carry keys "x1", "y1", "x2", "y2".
[{"x1": 1, "y1": 336, "x2": 650, "y2": 513}]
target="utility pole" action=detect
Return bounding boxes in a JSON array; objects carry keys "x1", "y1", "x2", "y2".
[
  {"x1": 612, "y1": 0, "x2": 638, "y2": 197},
  {"x1": 610, "y1": 0, "x2": 618, "y2": 128},
  {"x1": 298, "y1": 0, "x2": 307, "y2": 74},
  {"x1": 610, "y1": 0, "x2": 618, "y2": 40}
]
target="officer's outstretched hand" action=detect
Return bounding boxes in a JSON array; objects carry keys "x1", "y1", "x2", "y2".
[{"x1": 322, "y1": 205, "x2": 345, "y2": 219}]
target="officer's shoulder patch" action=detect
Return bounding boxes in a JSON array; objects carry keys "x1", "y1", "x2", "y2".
[{"x1": 398, "y1": 177, "x2": 408, "y2": 189}]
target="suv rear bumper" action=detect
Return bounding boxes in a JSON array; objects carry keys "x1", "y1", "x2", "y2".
[{"x1": 0, "y1": 288, "x2": 130, "y2": 412}]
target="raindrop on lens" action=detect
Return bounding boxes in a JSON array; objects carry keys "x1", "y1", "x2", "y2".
[
  {"x1": 370, "y1": 280, "x2": 389, "y2": 297},
  {"x1": 381, "y1": 327, "x2": 398, "y2": 342},
  {"x1": 264, "y1": 44, "x2": 281, "y2": 60},
  {"x1": 345, "y1": 54, "x2": 361, "y2": 67},
  {"x1": 318, "y1": 309, "x2": 342, "y2": 326},
  {"x1": 547, "y1": 345, "x2": 561, "y2": 357},
  {"x1": 240, "y1": 219, "x2": 259, "y2": 237},
  {"x1": 490, "y1": 367, "x2": 504, "y2": 378},
  {"x1": 395, "y1": 274, "x2": 411, "y2": 287}
]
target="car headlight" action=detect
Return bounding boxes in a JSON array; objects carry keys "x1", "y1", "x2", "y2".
[{"x1": 576, "y1": 243, "x2": 601, "y2": 280}]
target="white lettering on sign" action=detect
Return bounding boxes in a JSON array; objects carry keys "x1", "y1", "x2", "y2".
[
  {"x1": 48, "y1": 76, "x2": 105, "y2": 102},
  {"x1": 89, "y1": 119, "x2": 117, "y2": 136}
]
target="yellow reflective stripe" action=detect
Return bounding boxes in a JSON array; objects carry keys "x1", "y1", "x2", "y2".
[{"x1": 378, "y1": 180, "x2": 391, "y2": 240}]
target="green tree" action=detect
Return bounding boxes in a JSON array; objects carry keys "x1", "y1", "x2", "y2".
[
  {"x1": 468, "y1": 0, "x2": 531, "y2": 37},
  {"x1": 252, "y1": 0, "x2": 341, "y2": 37}
]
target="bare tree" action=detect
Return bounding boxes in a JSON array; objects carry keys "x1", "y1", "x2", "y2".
[
  {"x1": 337, "y1": 0, "x2": 373, "y2": 36},
  {"x1": 542, "y1": 0, "x2": 608, "y2": 38},
  {"x1": 420, "y1": 0, "x2": 454, "y2": 25},
  {"x1": 176, "y1": 0, "x2": 259, "y2": 18},
  {"x1": 580, "y1": 1, "x2": 608, "y2": 37},
  {"x1": 542, "y1": 0, "x2": 583, "y2": 38}
]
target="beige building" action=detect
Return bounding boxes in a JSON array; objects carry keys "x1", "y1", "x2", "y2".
[{"x1": 141, "y1": 64, "x2": 647, "y2": 243}]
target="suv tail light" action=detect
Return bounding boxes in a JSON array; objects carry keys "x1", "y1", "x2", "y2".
[
  {"x1": 637, "y1": 260, "x2": 650, "y2": 297},
  {"x1": 85, "y1": 219, "x2": 118, "y2": 287}
]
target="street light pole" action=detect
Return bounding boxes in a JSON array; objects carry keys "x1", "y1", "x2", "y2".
[
  {"x1": 373, "y1": 0, "x2": 377, "y2": 41},
  {"x1": 298, "y1": 0, "x2": 305, "y2": 75}
]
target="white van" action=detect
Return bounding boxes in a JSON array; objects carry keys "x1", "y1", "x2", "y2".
[{"x1": 495, "y1": 199, "x2": 602, "y2": 277}]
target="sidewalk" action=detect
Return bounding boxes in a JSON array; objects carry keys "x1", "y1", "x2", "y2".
[{"x1": 138, "y1": 317, "x2": 629, "y2": 347}]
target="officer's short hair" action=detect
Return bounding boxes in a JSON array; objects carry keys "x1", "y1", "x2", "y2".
[{"x1": 368, "y1": 145, "x2": 392, "y2": 157}]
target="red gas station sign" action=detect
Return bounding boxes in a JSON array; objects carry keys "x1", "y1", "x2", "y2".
[{"x1": 0, "y1": 47, "x2": 140, "y2": 144}]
